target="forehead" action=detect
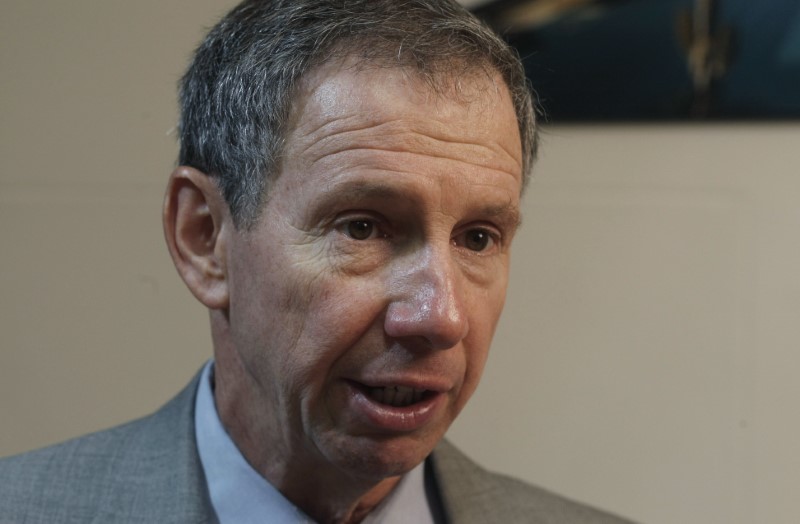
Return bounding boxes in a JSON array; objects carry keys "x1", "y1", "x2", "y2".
[{"x1": 284, "y1": 59, "x2": 523, "y2": 180}]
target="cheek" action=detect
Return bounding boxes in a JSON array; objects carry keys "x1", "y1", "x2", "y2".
[
  {"x1": 282, "y1": 272, "x2": 388, "y2": 373},
  {"x1": 459, "y1": 282, "x2": 508, "y2": 396},
  {"x1": 295, "y1": 276, "x2": 386, "y2": 346}
]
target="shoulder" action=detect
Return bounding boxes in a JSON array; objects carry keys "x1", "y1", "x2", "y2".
[
  {"x1": 0, "y1": 417, "x2": 144, "y2": 521},
  {"x1": 430, "y1": 440, "x2": 636, "y2": 524},
  {"x1": 0, "y1": 371, "x2": 212, "y2": 523}
]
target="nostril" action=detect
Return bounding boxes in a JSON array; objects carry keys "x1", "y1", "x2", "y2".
[
  {"x1": 384, "y1": 298, "x2": 468, "y2": 350},
  {"x1": 384, "y1": 255, "x2": 469, "y2": 348}
]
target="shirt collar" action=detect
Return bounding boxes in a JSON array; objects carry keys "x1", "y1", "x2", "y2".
[{"x1": 194, "y1": 360, "x2": 436, "y2": 524}]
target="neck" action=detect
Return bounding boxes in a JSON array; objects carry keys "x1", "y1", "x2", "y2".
[
  {"x1": 216, "y1": 366, "x2": 403, "y2": 522},
  {"x1": 276, "y1": 472, "x2": 401, "y2": 524},
  {"x1": 210, "y1": 315, "x2": 404, "y2": 522}
]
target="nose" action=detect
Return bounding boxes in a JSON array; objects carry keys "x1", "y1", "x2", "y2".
[{"x1": 384, "y1": 247, "x2": 469, "y2": 350}]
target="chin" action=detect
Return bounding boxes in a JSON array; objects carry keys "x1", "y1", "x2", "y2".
[{"x1": 324, "y1": 432, "x2": 439, "y2": 481}]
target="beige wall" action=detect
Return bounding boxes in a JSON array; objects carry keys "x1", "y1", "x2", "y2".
[
  {"x1": 2, "y1": 2, "x2": 799, "y2": 523},
  {"x1": 450, "y1": 123, "x2": 800, "y2": 524}
]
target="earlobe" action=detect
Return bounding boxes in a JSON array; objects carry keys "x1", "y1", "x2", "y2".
[{"x1": 163, "y1": 166, "x2": 230, "y2": 310}]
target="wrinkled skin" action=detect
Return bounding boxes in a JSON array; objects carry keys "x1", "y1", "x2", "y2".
[{"x1": 208, "y1": 61, "x2": 523, "y2": 522}]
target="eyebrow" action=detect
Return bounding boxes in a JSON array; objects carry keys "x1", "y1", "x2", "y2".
[
  {"x1": 310, "y1": 179, "x2": 522, "y2": 230},
  {"x1": 319, "y1": 181, "x2": 403, "y2": 204},
  {"x1": 306, "y1": 181, "x2": 414, "y2": 221},
  {"x1": 478, "y1": 201, "x2": 523, "y2": 231}
]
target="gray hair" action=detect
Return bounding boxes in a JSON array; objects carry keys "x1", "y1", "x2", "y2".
[{"x1": 179, "y1": 0, "x2": 537, "y2": 229}]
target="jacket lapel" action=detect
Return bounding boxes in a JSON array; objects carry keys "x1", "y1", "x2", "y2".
[{"x1": 91, "y1": 370, "x2": 217, "y2": 523}]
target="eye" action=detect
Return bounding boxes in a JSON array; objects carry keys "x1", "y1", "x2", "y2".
[
  {"x1": 346, "y1": 219, "x2": 375, "y2": 240},
  {"x1": 464, "y1": 229, "x2": 491, "y2": 251},
  {"x1": 333, "y1": 213, "x2": 390, "y2": 242},
  {"x1": 455, "y1": 227, "x2": 497, "y2": 253}
]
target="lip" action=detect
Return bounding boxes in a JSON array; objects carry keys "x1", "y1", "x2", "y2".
[{"x1": 343, "y1": 379, "x2": 448, "y2": 433}]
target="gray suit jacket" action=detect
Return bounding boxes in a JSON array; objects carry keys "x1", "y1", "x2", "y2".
[{"x1": 0, "y1": 372, "x2": 633, "y2": 523}]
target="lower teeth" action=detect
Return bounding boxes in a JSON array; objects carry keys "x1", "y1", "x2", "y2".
[{"x1": 369, "y1": 386, "x2": 423, "y2": 407}]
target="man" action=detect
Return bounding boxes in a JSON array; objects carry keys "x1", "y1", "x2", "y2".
[{"x1": 0, "y1": 1, "x2": 633, "y2": 522}]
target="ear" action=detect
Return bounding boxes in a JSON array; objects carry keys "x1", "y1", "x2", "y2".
[{"x1": 163, "y1": 166, "x2": 231, "y2": 310}]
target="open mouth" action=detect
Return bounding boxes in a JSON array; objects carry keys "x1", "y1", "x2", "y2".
[
  {"x1": 345, "y1": 379, "x2": 445, "y2": 431},
  {"x1": 350, "y1": 382, "x2": 432, "y2": 408},
  {"x1": 368, "y1": 385, "x2": 428, "y2": 407}
]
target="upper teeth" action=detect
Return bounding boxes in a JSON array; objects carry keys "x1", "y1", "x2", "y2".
[{"x1": 370, "y1": 386, "x2": 425, "y2": 407}]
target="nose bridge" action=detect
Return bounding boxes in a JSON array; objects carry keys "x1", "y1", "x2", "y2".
[{"x1": 385, "y1": 243, "x2": 469, "y2": 349}]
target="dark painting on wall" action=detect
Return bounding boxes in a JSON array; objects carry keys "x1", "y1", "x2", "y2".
[{"x1": 472, "y1": 0, "x2": 800, "y2": 122}]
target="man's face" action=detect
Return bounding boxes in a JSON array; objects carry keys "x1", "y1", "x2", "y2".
[{"x1": 220, "y1": 62, "x2": 523, "y2": 481}]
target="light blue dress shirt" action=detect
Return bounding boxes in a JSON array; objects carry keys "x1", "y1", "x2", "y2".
[{"x1": 194, "y1": 361, "x2": 437, "y2": 523}]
